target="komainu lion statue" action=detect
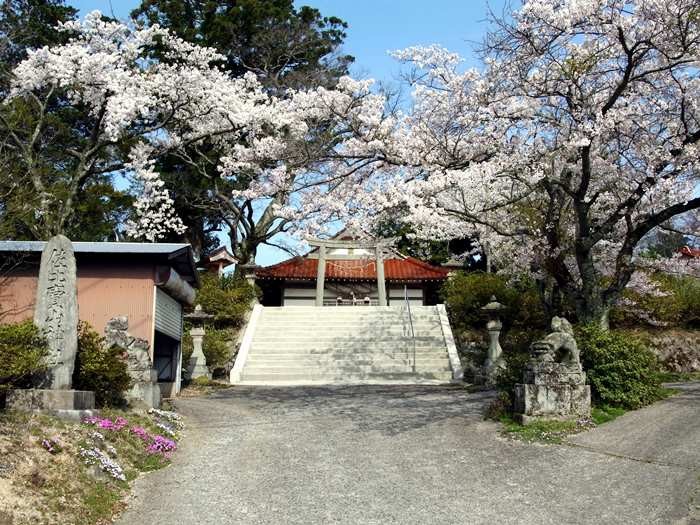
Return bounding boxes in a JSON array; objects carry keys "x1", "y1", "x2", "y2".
[{"x1": 529, "y1": 316, "x2": 582, "y2": 372}]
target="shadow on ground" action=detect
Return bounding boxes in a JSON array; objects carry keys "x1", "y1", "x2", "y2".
[{"x1": 180, "y1": 385, "x2": 495, "y2": 437}]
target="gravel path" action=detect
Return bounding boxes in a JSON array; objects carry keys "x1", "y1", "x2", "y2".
[{"x1": 117, "y1": 383, "x2": 700, "y2": 525}]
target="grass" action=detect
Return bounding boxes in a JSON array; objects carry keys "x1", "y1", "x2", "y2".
[
  {"x1": 0, "y1": 407, "x2": 183, "y2": 525},
  {"x1": 179, "y1": 376, "x2": 235, "y2": 397},
  {"x1": 656, "y1": 371, "x2": 700, "y2": 383},
  {"x1": 80, "y1": 479, "x2": 123, "y2": 525},
  {"x1": 499, "y1": 415, "x2": 586, "y2": 444},
  {"x1": 590, "y1": 405, "x2": 627, "y2": 425}
]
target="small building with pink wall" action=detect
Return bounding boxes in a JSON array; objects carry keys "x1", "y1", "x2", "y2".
[{"x1": 0, "y1": 241, "x2": 199, "y2": 398}]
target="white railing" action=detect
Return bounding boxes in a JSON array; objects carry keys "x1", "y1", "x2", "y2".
[{"x1": 323, "y1": 297, "x2": 379, "y2": 306}]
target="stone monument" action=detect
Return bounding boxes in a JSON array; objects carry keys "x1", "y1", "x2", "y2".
[
  {"x1": 184, "y1": 304, "x2": 213, "y2": 380},
  {"x1": 480, "y1": 295, "x2": 506, "y2": 383},
  {"x1": 33, "y1": 235, "x2": 79, "y2": 389},
  {"x1": 6, "y1": 235, "x2": 95, "y2": 420},
  {"x1": 104, "y1": 316, "x2": 161, "y2": 408},
  {"x1": 514, "y1": 317, "x2": 591, "y2": 424}
]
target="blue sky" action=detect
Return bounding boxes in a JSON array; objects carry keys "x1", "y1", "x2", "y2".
[{"x1": 70, "y1": 0, "x2": 507, "y2": 264}]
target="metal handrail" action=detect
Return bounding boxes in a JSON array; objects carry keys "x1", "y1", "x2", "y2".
[{"x1": 404, "y1": 285, "x2": 417, "y2": 373}]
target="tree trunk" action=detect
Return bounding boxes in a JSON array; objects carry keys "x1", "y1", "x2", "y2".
[
  {"x1": 574, "y1": 290, "x2": 610, "y2": 330},
  {"x1": 230, "y1": 233, "x2": 258, "y2": 277}
]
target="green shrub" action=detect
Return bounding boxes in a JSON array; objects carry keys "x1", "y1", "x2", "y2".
[
  {"x1": 202, "y1": 327, "x2": 235, "y2": 371},
  {"x1": 577, "y1": 325, "x2": 664, "y2": 409},
  {"x1": 0, "y1": 320, "x2": 49, "y2": 390},
  {"x1": 493, "y1": 330, "x2": 540, "y2": 407},
  {"x1": 441, "y1": 271, "x2": 546, "y2": 332},
  {"x1": 73, "y1": 322, "x2": 132, "y2": 407},
  {"x1": 182, "y1": 326, "x2": 236, "y2": 374},
  {"x1": 195, "y1": 273, "x2": 257, "y2": 328},
  {"x1": 181, "y1": 272, "x2": 254, "y2": 378},
  {"x1": 662, "y1": 274, "x2": 700, "y2": 327}
]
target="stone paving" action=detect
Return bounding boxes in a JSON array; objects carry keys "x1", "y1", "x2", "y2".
[{"x1": 117, "y1": 383, "x2": 700, "y2": 525}]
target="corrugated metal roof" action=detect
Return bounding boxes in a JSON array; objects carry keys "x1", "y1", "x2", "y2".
[
  {"x1": 0, "y1": 240, "x2": 199, "y2": 287},
  {"x1": 256, "y1": 256, "x2": 450, "y2": 282},
  {"x1": 0, "y1": 240, "x2": 190, "y2": 254}
]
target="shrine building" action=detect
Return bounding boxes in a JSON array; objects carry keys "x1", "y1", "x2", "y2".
[{"x1": 254, "y1": 235, "x2": 451, "y2": 307}]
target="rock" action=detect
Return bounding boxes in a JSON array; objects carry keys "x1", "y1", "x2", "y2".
[
  {"x1": 33, "y1": 235, "x2": 78, "y2": 390},
  {"x1": 514, "y1": 316, "x2": 591, "y2": 423},
  {"x1": 105, "y1": 316, "x2": 128, "y2": 332},
  {"x1": 104, "y1": 316, "x2": 161, "y2": 408}
]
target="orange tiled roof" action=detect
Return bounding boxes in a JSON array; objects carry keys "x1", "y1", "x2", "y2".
[
  {"x1": 256, "y1": 256, "x2": 450, "y2": 282},
  {"x1": 680, "y1": 246, "x2": 700, "y2": 258}
]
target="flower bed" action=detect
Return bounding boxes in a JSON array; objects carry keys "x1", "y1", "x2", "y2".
[{"x1": 0, "y1": 407, "x2": 185, "y2": 525}]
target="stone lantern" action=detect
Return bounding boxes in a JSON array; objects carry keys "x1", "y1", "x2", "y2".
[
  {"x1": 184, "y1": 304, "x2": 213, "y2": 380},
  {"x1": 481, "y1": 295, "x2": 506, "y2": 380}
]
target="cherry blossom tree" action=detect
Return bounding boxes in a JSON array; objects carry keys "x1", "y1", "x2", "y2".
[
  {"x1": 1, "y1": 11, "x2": 392, "y2": 270},
  {"x1": 321, "y1": 0, "x2": 700, "y2": 326},
  {"x1": 0, "y1": 11, "x2": 288, "y2": 241},
  {"x1": 158, "y1": 75, "x2": 391, "y2": 265}
]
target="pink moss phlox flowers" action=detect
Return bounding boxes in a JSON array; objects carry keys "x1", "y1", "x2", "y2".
[
  {"x1": 83, "y1": 416, "x2": 129, "y2": 431},
  {"x1": 40, "y1": 436, "x2": 61, "y2": 454},
  {"x1": 146, "y1": 435, "x2": 177, "y2": 459},
  {"x1": 130, "y1": 426, "x2": 177, "y2": 459},
  {"x1": 130, "y1": 426, "x2": 151, "y2": 442}
]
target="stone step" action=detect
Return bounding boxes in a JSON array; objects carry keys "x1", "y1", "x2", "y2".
[
  {"x1": 246, "y1": 354, "x2": 449, "y2": 362},
  {"x1": 252, "y1": 334, "x2": 445, "y2": 341},
  {"x1": 244, "y1": 362, "x2": 449, "y2": 369},
  {"x1": 255, "y1": 320, "x2": 441, "y2": 326},
  {"x1": 247, "y1": 352, "x2": 447, "y2": 366},
  {"x1": 259, "y1": 311, "x2": 438, "y2": 318},
  {"x1": 257, "y1": 317, "x2": 440, "y2": 325},
  {"x1": 231, "y1": 305, "x2": 457, "y2": 386},
  {"x1": 239, "y1": 371, "x2": 454, "y2": 383},
  {"x1": 262, "y1": 307, "x2": 438, "y2": 317},
  {"x1": 251, "y1": 332, "x2": 443, "y2": 341},
  {"x1": 260, "y1": 306, "x2": 437, "y2": 310},
  {"x1": 248, "y1": 345, "x2": 447, "y2": 353},
  {"x1": 250, "y1": 344, "x2": 446, "y2": 351},
  {"x1": 242, "y1": 363, "x2": 452, "y2": 374}
]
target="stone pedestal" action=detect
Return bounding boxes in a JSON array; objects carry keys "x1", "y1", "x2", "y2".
[
  {"x1": 481, "y1": 319, "x2": 505, "y2": 383},
  {"x1": 6, "y1": 389, "x2": 95, "y2": 421},
  {"x1": 514, "y1": 362, "x2": 591, "y2": 424},
  {"x1": 186, "y1": 326, "x2": 211, "y2": 380}
]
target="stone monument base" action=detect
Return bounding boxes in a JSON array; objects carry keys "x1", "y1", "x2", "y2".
[
  {"x1": 105, "y1": 317, "x2": 161, "y2": 409},
  {"x1": 186, "y1": 360, "x2": 212, "y2": 381},
  {"x1": 513, "y1": 383, "x2": 591, "y2": 425},
  {"x1": 124, "y1": 368, "x2": 161, "y2": 409},
  {"x1": 6, "y1": 389, "x2": 96, "y2": 422},
  {"x1": 127, "y1": 382, "x2": 161, "y2": 409}
]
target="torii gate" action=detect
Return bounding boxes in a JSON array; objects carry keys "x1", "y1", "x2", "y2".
[{"x1": 306, "y1": 237, "x2": 396, "y2": 307}]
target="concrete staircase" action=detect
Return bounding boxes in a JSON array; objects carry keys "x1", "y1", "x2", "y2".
[{"x1": 230, "y1": 305, "x2": 462, "y2": 385}]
